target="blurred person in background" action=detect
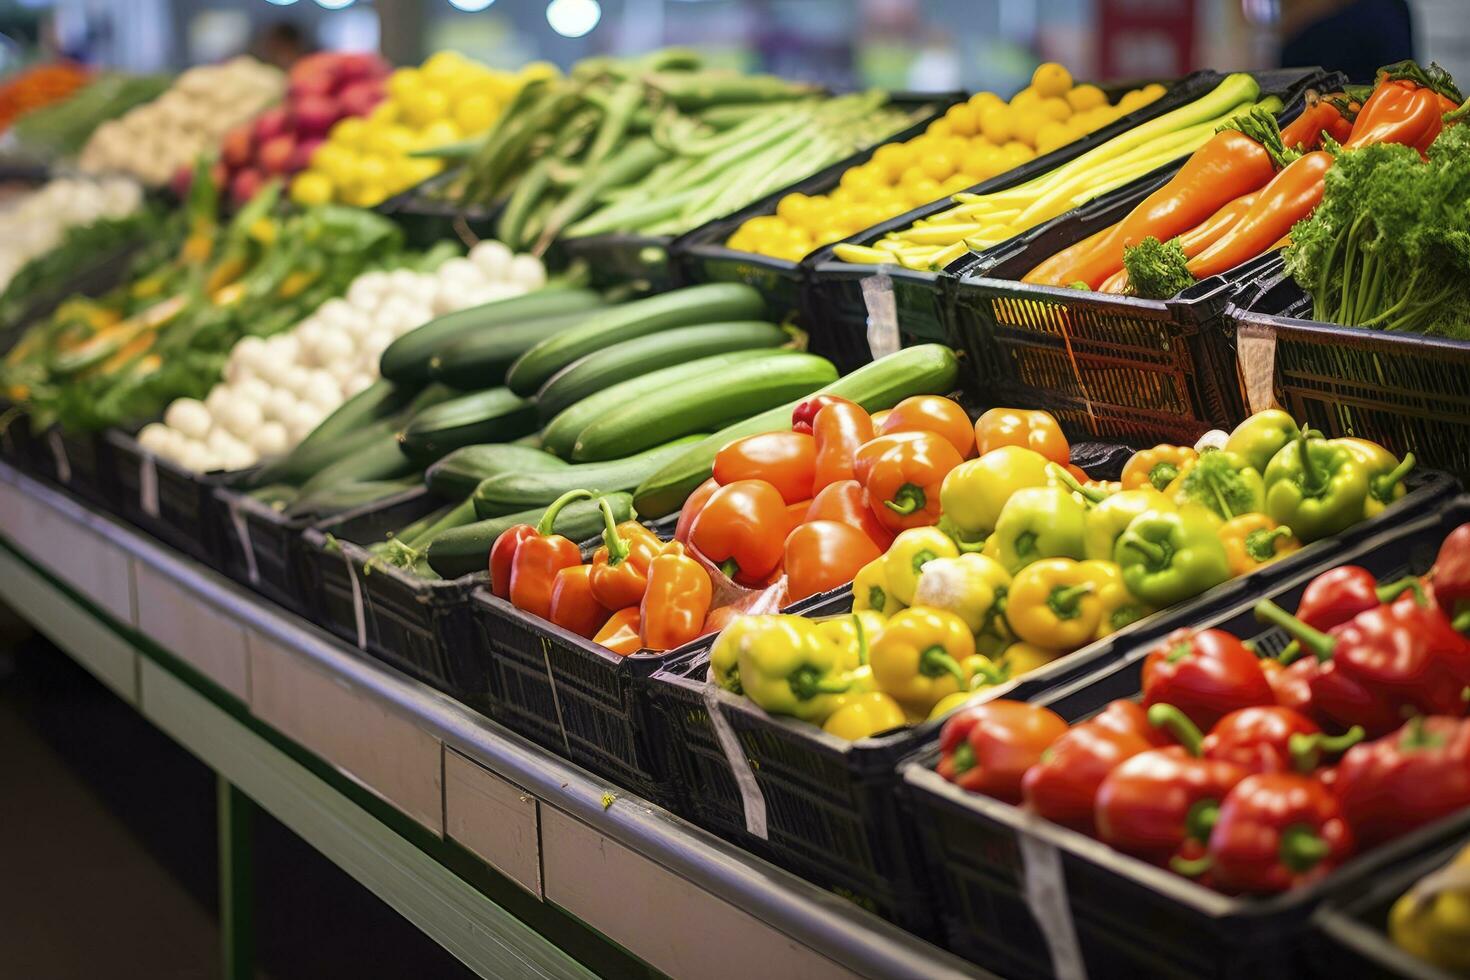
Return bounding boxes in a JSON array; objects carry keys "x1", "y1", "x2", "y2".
[
  {"x1": 1280, "y1": 0, "x2": 1415, "y2": 83},
  {"x1": 252, "y1": 21, "x2": 313, "y2": 72}
]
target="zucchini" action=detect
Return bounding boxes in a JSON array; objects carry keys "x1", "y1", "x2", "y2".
[
  {"x1": 572, "y1": 351, "x2": 837, "y2": 462},
  {"x1": 426, "y1": 309, "x2": 592, "y2": 390},
  {"x1": 399, "y1": 387, "x2": 538, "y2": 462},
  {"x1": 473, "y1": 435, "x2": 705, "y2": 518},
  {"x1": 284, "y1": 476, "x2": 420, "y2": 519},
  {"x1": 427, "y1": 492, "x2": 634, "y2": 580},
  {"x1": 540, "y1": 348, "x2": 781, "y2": 459},
  {"x1": 633, "y1": 343, "x2": 961, "y2": 517},
  {"x1": 424, "y1": 444, "x2": 568, "y2": 500},
  {"x1": 379, "y1": 287, "x2": 603, "y2": 383},
  {"x1": 294, "y1": 432, "x2": 415, "y2": 500},
  {"x1": 535, "y1": 321, "x2": 789, "y2": 420},
  {"x1": 505, "y1": 283, "x2": 765, "y2": 395}
]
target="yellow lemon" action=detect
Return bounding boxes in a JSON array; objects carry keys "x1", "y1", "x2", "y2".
[
  {"x1": 871, "y1": 142, "x2": 914, "y2": 181},
  {"x1": 290, "y1": 171, "x2": 334, "y2": 207},
  {"x1": 968, "y1": 91, "x2": 1003, "y2": 114},
  {"x1": 330, "y1": 116, "x2": 369, "y2": 149},
  {"x1": 454, "y1": 93, "x2": 497, "y2": 133},
  {"x1": 1039, "y1": 96, "x2": 1072, "y2": 122},
  {"x1": 944, "y1": 102, "x2": 980, "y2": 137},
  {"x1": 1010, "y1": 86, "x2": 1040, "y2": 109},
  {"x1": 387, "y1": 67, "x2": 424, "y2": 104},
  {"x1": 422, "y1": 50, "x2": 469, "y2": 83},
  {"x1": 1032, "y1": 62, "x2": 1073, "y2": 98},
  {"x1": 979, "y1": 104, "x2": 1013, "y2": 144},
  {"x1": 419, "y1": 119, "x2": 462, "y2": 149},
  {"x1": 1034, "y1": 121, "x2": 1075, "y2": 155},
  {"x1": 920, "y1": 151, "x2": 956, "y2": 182},
  {"x1": 1011, "y1": 111, "x2": 1044, "y2": 148},
  {"x1": 904, "y1": 176, "x2": 942, "y2": 206},
  {"x1": 1066, "y1": 83, "x2": 1107, "y2": 112},
  {"x1": 926, "y1": 117, "x2": 954, "y2": 139}
]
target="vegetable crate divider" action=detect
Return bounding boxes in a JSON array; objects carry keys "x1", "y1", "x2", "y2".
[
  {"x1": 799, "y1": 66, "x2": 1334, "y2": 379},
  {"x1": 298, "y1": 488, "x2": 490, "y2": 705},
  {"x1": 668, "y1": 92, "x2": 966, "y2": 320},
  {"x1": 1228, "y1": 262, "x2": 1470, "y2": 485},
  {"x1": 376, "y1": 167, "x2": 502, "y2": 250},
  {"x1": 105, "y1": 429, "x2": 233, "y2": 568},
  {"x1": 643, "y1": 468, "x2": 1457, "y2": 939},
  {"x1": 555, "y1": 232, "x2": 681, "y2": 294},
  {"x1": 900, "y1": 493, "x2": 1470, "y2": 980},
  {"x1": 49, "y1": 427, "x2": 113, "y2": 509},
  {"x1": 1307, "y1": 822, "x2": 1470, "y2": 980}
]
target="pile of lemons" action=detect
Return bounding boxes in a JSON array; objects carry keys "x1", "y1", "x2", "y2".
[
  {"x1": 727, "y1": 63, "x2": 1165, "y2": 262},
  {"x1": 291, "y1": 53, "x2": 556, "y2": 208}
]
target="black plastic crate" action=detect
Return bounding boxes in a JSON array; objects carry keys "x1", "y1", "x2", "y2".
[
  {"x1": 645, "y1": 468, "x2": 1456, "y2": 937},
  {"x1": 299, "y1": 488, "x2": 490, "y2": 704},
  {"x1": 376, "y1": 167, "x2": 502, "y2": 250},
  {"x1": 556, "y1": 232, "x2": 680, "y2": 293},
  {"x1": 214, "y1": 481, "x2": 330, "y2": 618},
  {"x1": 49, "y1": 427, "x2": 112, "y2": 508},
  {"x1": 1228, "y1": 261, "x2": 1470, "y2": 485},
  {"x1": 1309, "y1": 827, "x2": 1470, "y2": 980},
  {"x1": 669, "y1": 92, "x2": 964, "y2": 321},
  {"x1": 800, "y1": 68, "x2": 1333, "y2": 377},
  {"x1": 106, "y1": 429, "x2": 232, "y2": 568},
  {"x1": 902, "y1": 493, "x2": 1470, "y2": 980}
]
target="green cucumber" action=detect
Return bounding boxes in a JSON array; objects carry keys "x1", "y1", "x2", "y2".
[
  {"x1": 572, "y1": 351, "x2": 836, "y2": 461},
  {"x1": 294, "y1": 433, "x2": 415, "y2": 500},
  {"x1": 284, "y1": 476, "x2": 420, "y2": 519},
  {"x1": 426, "y1": 309, "x2": 593, "y2": 390},
  {"x1": 426, "y1": 492, "x2": 634, "y2": 580},
  {"x1": 399, "y1": 387, "x2": 538, "y2": 462},
  {"x1": 540, "y1": 348, "x2": 782, "y2": 459},
  {"x1": 379, "y1": 288, "x2": 604, "y2": 383},
  {"x1": 633, "y1": 343, "x2": 961, "y2": 517},
  {"x1": 473, "y1": 436, "x2": 705, "y2": 518},
  {"x1": 243, "y1": 381, "x2": 419, "y2": 489},
  {"x1": 505, "y1": 283, "x2": 765, "y2": 395},
  {"x1": 535, "y1": 320, "x2": 789, "y2": 420},
  {"x1": 424, "y1": 444, "x2": 568, "y2": 500}
]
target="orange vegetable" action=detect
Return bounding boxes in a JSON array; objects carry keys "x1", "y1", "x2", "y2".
[
  {"x1": 861, "y1": 430, "x2": 964, "y2": 532},
  {"x1": 689, "y1": 479, "x2": 788, "y2": 585},
  {"x1": 594, "y1": 608, "x2": 643, "y2": 656},
  {"x1": 974, "y1": 408, "x2": 1069, "y2": 464},
  {"x1": 879, "y1": 396, "x2": 975, "y2": 458},
  {"x1": 713, "y1": 431, "x2": 816, "y2": 505},
  {"x1": 812, "y1": 400, "x2": 874, "y2": 493},
  {"x1": 639, "y1": 542, "x2": 712, "y2": 651},
  {"x1": 548, "y1": 565, "x2": 611, "y2": 639},
  {"x1": 784, "y1": 521, "x2": 883, "y2": 602}
]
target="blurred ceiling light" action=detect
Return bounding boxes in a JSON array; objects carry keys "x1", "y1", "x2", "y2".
[
  {"x1": 448, "y1": 0, "x2": 496, "y2": 9},
  {"x1": 264, "y1": 0, "x2": 299, "y2": 6},
  {"x1": 315, "y1": 0, "x2": 355, "y2": 8},
  {"x1": 547, "y1": 0, "x2": 601, "y2": 38}
]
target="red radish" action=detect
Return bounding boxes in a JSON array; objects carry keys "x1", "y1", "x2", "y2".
[
  {"x1": 170, "y1": 165, "x2": 194, "y2": 199},
  {"x1": 257, "y1": 134, "x2": 297, "y2": 175},
  {"x1": 230, "y1": 168, "x2": 264, "y2": 206},
  {"x1": 335, "y1": 52, "x2": 389, "y2": 84},
  {"x1": 337, "y1": 79, "x2": 384, "y2": 119},
  {"x1": 210, "y1": 161, "x2": 229, "y2": 190},
  {"x1": 253, "y1": 106, "x2": 291, "y2": 143},
  {"x1": 290, "y1": 137, "x2": 325, "y2": 172},
  {"x1": 221, "y1": 126, "x2": 253, "y2": 169},
  {"x1": 289, "y1": 70, "x2": 335, "y2": 102},
  {"x1": 293, "y1": 96, "x2": 342, "y2": 136}
]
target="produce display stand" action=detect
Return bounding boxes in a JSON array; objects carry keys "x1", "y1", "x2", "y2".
[{"x1": 0, "y1": 460, "x2": 986, "y2": 980}]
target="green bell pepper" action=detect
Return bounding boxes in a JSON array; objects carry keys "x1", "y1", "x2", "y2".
[
  {"x1": 1225, "y1": 409, "x2": 1301, "y2": 475},
  {"x1": 1337, "y1": 439, "x2": 1415, "y2": 519},
  {"x1": 1083, "y1": 488, "x2": 1173, "y2": 561},
  {"x1": 1114, "y1": 507, "x2": 1230, "y2": 606},
  {"x1": 991, "y1": 485, "x2": 1086, "y2": 573},
  {"x1": 1263, "y1": 433, "x2": 1371, "y2": 542},
  {"x1": 736, "y1": 615, "x2": 853, "y2": 723},
  {"x1": 1172, "y1": 449, "x2": 1265, "y2": 521}
]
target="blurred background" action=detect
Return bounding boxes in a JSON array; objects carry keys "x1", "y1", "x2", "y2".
[{"x1": 0, "y1": 0, "x2": 1465, "y2": 96}]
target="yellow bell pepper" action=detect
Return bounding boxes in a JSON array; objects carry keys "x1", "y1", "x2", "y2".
[
  {"x1": 938, "y1": 446, "x2": 1052, "y2": 546},
  {"x1": 1390, "y1": 842, "x2": 1470, "y2": 973},
  {"x1": 912, "y1": 553, "x2": 1012, "y2": 641},
  {"x1": 1078, "y1": 559, "x2": 1153, "y2": 641},
  {"x1": 1083, "y1": 488, "x2": 1173, "y2": 561},
  {"x1": 1006, "y1": 557, "x2": 1104, "y2": 651},
  {"x1": 822, "y1": 691, "x2": 908, "y2": 739},
  {"x1": 998, "y1": 641, "x2": 1062, "y2": 678},
  {"x1": 1220, "y1": 513, "x2": 1300, "y2": 577},
  {"x1": 814, "y1": 612, "x2": 886, "y2": 668},
  {"x1": 853, "y1": 557, "x2": 905, "y2": 616},
  {"x1": 884, "y1": 527, "x2": 960, "y2": 606},
  {"x1": 707, "y1": 615, "x2": 772, "y2": 695},
  {"x1": 736, "y1": 615, "x2": 854, "y2": 723},
  {"x1": 929, "y1": 689, "x2": 983, "y2": 720},
  {"x1": 870, "y1": 606, "x2": 975, "y2": 715}
]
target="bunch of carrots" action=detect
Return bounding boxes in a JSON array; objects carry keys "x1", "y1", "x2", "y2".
[
  {"x1": 1021, "y1": 61, "x2": 1465, "y2": 298},
  {"x1": 0, "y1": 61, "x2": 91, "y2": 133}
]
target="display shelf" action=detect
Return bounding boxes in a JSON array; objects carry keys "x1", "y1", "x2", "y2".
[{"x1": 0, "y1": 461, "x2": 986, "y2": 980}]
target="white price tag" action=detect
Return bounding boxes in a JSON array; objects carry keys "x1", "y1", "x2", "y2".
[
  {"x1": 1237, "y1": 320, "x2": 1279, "y2": 415},
  {"x1": 702, "y1": 683, "x2": 768, "y2": 840},
  {"x1": 1020, "y1": 831, "x2": 1087, "y2": 980},
  {"x1": 47, "y1": 430, "x2": 71, "y2": 484},
  {"x1": 539, "y1": 635, "x2": 572, "y2": 756},
  {"x1": 343, "y1": 551, "x2": 367, "y2": 650},
  {"x1": 228, "y1": 501, "x2": 259, "y2": 584},
  {"x1": 139, "y1": 455, "x2": 160, "y2": 518},
  {"x1": 860, "y1": 272, "x2": 900, "y2": 360}
]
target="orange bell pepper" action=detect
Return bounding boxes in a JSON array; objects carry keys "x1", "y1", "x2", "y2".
[
  {"x1": 508, "y1": 489, "x2": 594, "y2": 619},
  {"x1": 811, "y1": 400, "x2": 874, "y2": 494},
  {"x1": 859, "y1": 431, "x2": 964, "y2": 533},
  {"x1": 853, "y1": 431, "x2": 928, "y2": 484},
  {"x1": 675, "y1": 477, "x2": 721, "y2": 544},
  {"x1": 1221, "y1": 513, "x2": 1301, "y2": 577},
  {"x1": 805, "y1": 479, "x2": 895, "y2": 550},
  {"x1": 974, "y1": 408, "x2": 1070, "y2": 464},
  {"x1": 549, "y1": 565, "x2": 612, "y2": 639},
  {"x1": 640, "y1": 542, "x2": 713, "y2": 651},
  {"x1": 588, "y1": 498, "x2": 660, "y2": 610},
  {"x1": 594, "y1": 607, "x2": 643, "y2": 656},
  {"x1": 784, "y1": 520, "x2": 882, "y2": 602},
  {"x1": 879, "y1": 395, "x2": 975, "y2": 458},
  {"x1": 713, "y1": 431, "x2": 816, "y2": 505},
  {"x1": 783, "y1": 499, "x2": 812, "y2": 537},
  {"x1": 689, "y1": 479, "x2": 788, "y2": 585},
  {"x1": 1121, "y1": 444, "x2": 1198, "y2": 492}
]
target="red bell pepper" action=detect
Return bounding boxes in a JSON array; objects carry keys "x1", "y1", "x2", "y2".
[
  {"x1": 1334, "y1": 715, "x2": 1470, "y2": 847},
  {"x1": 713, "y1": 431, "x2": 817, "y2": 505},
  {"x1": 1023, "y1": 720, "x2": 1154, "y2": 832},
  {"x1": 783, "y1": 520, "x2": 882, "y2": 602},
  {"x1": 1094, "y1": 704, "x2": 1249, "y2": 867},
  {"x1": 1431, "y1": 522, "x2": 1470, "y2": 631},
  {"x1": 1259, "y1": 656, "x2": 1320, "y2": 720},
  {"x1": 791, "y1": 394, "x2": 853, "y2": 435},
  {"x1": 811, "y1": 400, "x2": 874, "y2": 494},
  {"x1": 1201, "y1": 705, "x2": 1362, "y2": 774},
  {"x1": 1186, "y1": 773, "x2": 1354, "y2": 894},
  {"x1": 936, "y1": 700, "x2": 1069, "y2": 803},
  {"x1": 490, "y1": 525, "x2": 537, "y2": 599},
  {"x1": 506, "y1": 489, "x2": 594, "y2": 619},
  {"x1": 804, "y1": 479, "x2": 895, "y2": 550},
  {"x1": 1141, "y1": 627, "x2": 1276, "y2": 731},
  {"x1": 1294, "y1": 566, "x2": 1425, "y2": 632},
  {"x1": 688, "y1": 479, "x2": 788, "y2": 585},
  {"x1": 1256, "y1": 597, "x2": 1470, "y2": 737},
  {"x1": 1091, "y1": 698, "x2": 1174, "y2": 747},
  {"x1": 858, "y1": 430, "x2": 963, "y2": 533}
]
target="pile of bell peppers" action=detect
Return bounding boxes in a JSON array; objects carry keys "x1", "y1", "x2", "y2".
[
  {"x1": 935, "y1": 519, "x2": 1470, "y2": 895},
  {"x1": 492, "y1": 490, "x2": 716, "y2": 656}
]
